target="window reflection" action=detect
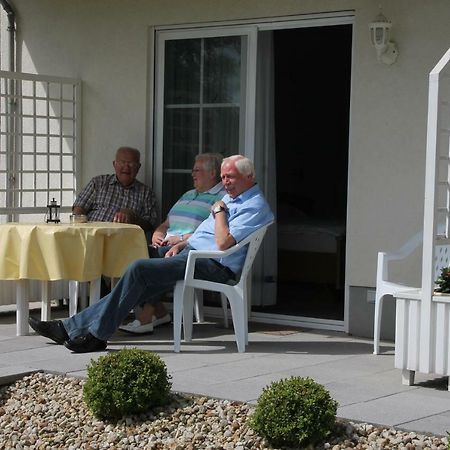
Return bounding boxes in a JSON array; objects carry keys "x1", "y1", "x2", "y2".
[{"x1": 162, "y1": 35, "x2": 243, "y2": 207}]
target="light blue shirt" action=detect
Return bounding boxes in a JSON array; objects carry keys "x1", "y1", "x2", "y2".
[{"x1": 187, "y1": 184, "x2": 274, "y2": 275}]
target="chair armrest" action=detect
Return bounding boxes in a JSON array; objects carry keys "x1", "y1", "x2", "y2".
[
  {"x1": 380, "y1": 230, "x2": 423, "y2": 262},
  {"x1": 184, "y1": 241, "x2": 246, "y2": 282},
  {"x1": 187, "y1": 241, "x2": 244, "y2": 261},
  {"x1": 383, "y1": 250, "x2": 414, "y2": 262},
  {"x1": 183, "y1": 222, "x2": 273, "y2": 283},
  {"x1": 377, "y1": 231, "x2": 422, "y2": 286}
]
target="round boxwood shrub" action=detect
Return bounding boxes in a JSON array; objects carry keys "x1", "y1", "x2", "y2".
[
  {"x1": 249, "y1": 376, "x2": 338, "y2": 448},
  {"x1": 83, "y1": 347, "x2": 172, "y2": 419}
]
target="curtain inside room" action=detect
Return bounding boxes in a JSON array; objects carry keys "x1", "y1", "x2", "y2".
[{"x1": 252, "y1": 31, "x2": 278, "y2": 307}]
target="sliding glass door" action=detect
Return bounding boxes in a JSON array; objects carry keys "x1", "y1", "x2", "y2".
[{"x1": 152, "y1": 16, "x2": 352, "y2": 332}]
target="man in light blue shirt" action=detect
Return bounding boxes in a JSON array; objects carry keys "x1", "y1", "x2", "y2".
[
  {"x1": 29, "y1": 155, "x2": 274, "y2": 353},
  {"x1": 188, "y1": 183, "x2": 271, "y2": 276}
]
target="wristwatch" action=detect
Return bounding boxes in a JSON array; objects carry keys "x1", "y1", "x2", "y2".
[{"x1": 212, "y1": 205, "x2": 227, "y2": 217}]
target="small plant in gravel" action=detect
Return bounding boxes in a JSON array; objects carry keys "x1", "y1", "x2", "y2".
[
  {"x1": 83, "y1": 347, "x2": 172, "y2": 419},
  {"x1": 249, "y1": 376, "x2": 338, "y2": 448}
]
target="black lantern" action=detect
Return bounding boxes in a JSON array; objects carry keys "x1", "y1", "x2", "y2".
[{"x1": 46, "y1": 198, "x2": 60, "y2": 223}]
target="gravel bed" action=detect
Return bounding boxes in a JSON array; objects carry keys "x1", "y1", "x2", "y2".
[{"x1": 0, "y1": 372, "x2": 448, "y2": 449}]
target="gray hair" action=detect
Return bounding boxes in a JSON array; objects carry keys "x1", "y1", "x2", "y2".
[
  {"x1": 116, "y1": 146, "x2": 141, "y2": 162},
  {"x1": 222, "y1": 155, "x2": 255, "y2": 180},
  {"x1": 195, "y1": 153, "x2": 223, "y2": 182}
]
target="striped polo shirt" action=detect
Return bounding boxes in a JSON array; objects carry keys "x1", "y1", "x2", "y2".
[{"x1": 166, "y1": 182, "x2": 225, "y2": 237}]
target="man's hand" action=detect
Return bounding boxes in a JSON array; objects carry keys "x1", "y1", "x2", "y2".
[
  {"x1": 164, "y1": 241, "x2": 186, "y2": 257},
  {"x1": 151, "y1": 230, "x2": 166, "y2": 247},
  {"x1": 72, "y1": 206, "x2": 86, "y2": 216},
  {"x1": 113, "y1": 208, "x2": 135, "y2": 223},
  {"x1": 162, "y1": 235, "x2": 184, "y2": 246}
]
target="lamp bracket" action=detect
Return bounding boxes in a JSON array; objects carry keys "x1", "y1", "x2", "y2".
[{"x1": 379, "y1": 41, "x2": 398, "y2": 65}]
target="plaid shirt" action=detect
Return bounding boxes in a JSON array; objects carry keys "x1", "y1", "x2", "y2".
[{"x1": 73, "y1": 174, "x2": 158, "y2": 229}]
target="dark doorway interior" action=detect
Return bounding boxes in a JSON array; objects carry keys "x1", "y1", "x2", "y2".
[{"x1": 254, "y1": 25, "x2": 352, "y2": 320}]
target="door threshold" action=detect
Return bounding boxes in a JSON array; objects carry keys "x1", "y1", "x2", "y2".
[{"x1": 202, "y1": 305, "x2": 345, "y2": 332}]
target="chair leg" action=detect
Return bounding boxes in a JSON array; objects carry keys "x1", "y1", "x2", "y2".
[
  {"x1": 243, "y1": 290, "x2": 249, "y2": 346},
  {"x1": 111, "y1": 277, "x2": 119, "y2": 290},
  {"x1": 221, "y1": 293, "x2": 228, "y2": 328},
  {"x1": 79, "y1": 282, "x2": 88, "y2": 310},
  {"x1": 373, "y1": 293, "x2": 386, "y2": 355},
  {"x1": 173, "y1": 281, "x2": 184, "y2": 353},
  {"x1": 194, "y1": 289, "x2": 204, "y2": 322},
  {"x1": 89, "y1": 278, "x2": 101, "y2": 305},
  {"x1": 173, "y1": 282, "x2": 195, "y2": 352},
  {"x1": 16, "y1": 280, "x2": 29, "y2": 336},
  {"x1": 182, "y1": 287, "x2": 195, "y2": 342},
  {"x1": 40, "y1": 281, "x2": 51, "y2": 321},
  {"x1": 68, "y1": 281, "x2": 79, "y2": 317},
  {"x1": 227, "y1": 291, "x2": 247, "y2": 352}
]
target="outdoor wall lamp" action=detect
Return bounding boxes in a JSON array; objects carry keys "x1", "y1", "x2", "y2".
[{"x1": 369, "y1": 10, "x2": 398, "y2": 65}]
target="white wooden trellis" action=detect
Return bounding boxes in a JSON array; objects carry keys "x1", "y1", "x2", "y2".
[
  {"x1": 0, "y1": 71, "x2": 81, "y2": 306},
  {"x1": 0, "y1": 70, "x2": 81, "y2": 222},
  {"x1": 394, "y1": 48, "x2": 450, "y2": 388}
]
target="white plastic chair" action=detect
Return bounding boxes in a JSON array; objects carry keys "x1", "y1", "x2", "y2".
[
  {"x1": 373, "y1": 231, "x2": 422, "y2": 354},
  {"x1": 173, "y1": 222, "x2": 272, "y2": 353}
]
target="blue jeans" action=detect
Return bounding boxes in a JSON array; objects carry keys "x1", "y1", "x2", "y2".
[
  {"x1": 148, "y1": 245, "x2": 170, "y2": 259},
  {"x1": 63, "y1": 247, "x2": 232, "y2": 341}
]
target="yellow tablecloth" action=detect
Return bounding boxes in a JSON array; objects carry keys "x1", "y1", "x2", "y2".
[{"x1": 0, "y1": 222, "x2": 149, "y2": 281}]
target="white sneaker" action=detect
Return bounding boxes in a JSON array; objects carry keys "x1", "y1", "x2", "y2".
[
  {"x1": 119, "y1": 314, "x2": 171, "y2": 334},
  {"x1": 152, "y1": 313, "x2": 171, "y2": 327},
  {"x1": 119, "y1": 319, "x2": 154, "y2": 334}
]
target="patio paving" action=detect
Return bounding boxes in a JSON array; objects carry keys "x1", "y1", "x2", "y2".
[{"x1": 0, "y1": 305, "x2": 449, "y2": 437}]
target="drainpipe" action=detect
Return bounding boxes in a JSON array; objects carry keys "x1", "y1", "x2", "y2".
[
  {"x1": 0, "y1": 0, "x2": 15, "y2": 221},
  {"x1": 0, "y1": 0, "x2": 15, "y2": 72}
]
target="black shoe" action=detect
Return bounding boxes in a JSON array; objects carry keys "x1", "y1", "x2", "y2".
[
  {"x1": 64, "y1": 333, "x2": 107, "y2": 353},
  {"x1": 28, "y1": 317, "x2": 69, "y2": 344}
]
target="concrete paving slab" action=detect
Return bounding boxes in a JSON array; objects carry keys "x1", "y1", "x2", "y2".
[
  {"x1": 401, "y1": 413, "x2": 450, "y2": 437},
  {"x1": 168, "y1": 356, "x2": 297, "y2": 384},
  {"x1": 324, "y1": 378, "x2": 415, "y2": 407},
  {"x1": 25, "y1": 353, "x2": 101, "y2": 374},
  {"x1": 0, "y1": 336, "x2": 43, "y2": 352},
  {"x1": 0, "y1": 342, "x2": 71, "y2": 365},
  {"x1": 67, "y1": 369, "x2": 88, "y2": 378},
  {"x1": 179, "y1": 373, "x2": 286, "y2": 404},
  {"x1": 0, "y1": 364, "x2": 41, "y2": 384},
  {"x1": 338, "y1": 389, "x2": 450, "y2": 430}
]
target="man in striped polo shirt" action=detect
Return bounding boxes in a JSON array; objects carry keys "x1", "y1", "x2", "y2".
[{"x1": 119, "y1": 152, "x2": 225, "y2": 334}]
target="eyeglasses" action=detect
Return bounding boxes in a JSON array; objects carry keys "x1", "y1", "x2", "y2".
[{"x1": 115, "y1": 160, "x2": 140, "y2": 169}]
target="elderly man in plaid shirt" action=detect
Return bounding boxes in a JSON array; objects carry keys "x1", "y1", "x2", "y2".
[{"x1": 72, "y1": 146, "x2": 158, "y2": 233}]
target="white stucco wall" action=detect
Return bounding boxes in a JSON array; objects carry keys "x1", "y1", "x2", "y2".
[
  {"x1": 347, "y1": 2, "x2": 450, "y2": 287},
  {"x1": 8, "y1": 0, "x2": 450, "y2": 290}
]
